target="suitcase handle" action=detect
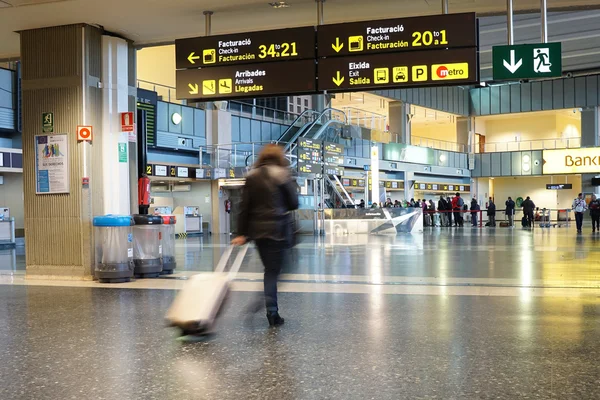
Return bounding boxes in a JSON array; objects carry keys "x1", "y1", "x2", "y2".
[{"x1": 214, "y1": 244, "x2": 249, "y2": 278}]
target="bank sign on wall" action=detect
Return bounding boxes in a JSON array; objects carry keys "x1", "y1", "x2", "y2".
[{"x1": 543, "y1": 148, "x2": 600, "y2": 175}]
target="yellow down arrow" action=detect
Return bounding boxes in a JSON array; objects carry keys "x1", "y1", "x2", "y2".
[
  {"x1": 332, "y1": 71, "x2": 344, "y2": 87},
  {"x1": 188, "y1": 52, "x2": 200, "y2": 64},
  {"x1": 188, "y1": 83, "x2": 199, "y2": 95},
  {"x1": 332, "y1": 37, "x2": 343, "y2": 53}
]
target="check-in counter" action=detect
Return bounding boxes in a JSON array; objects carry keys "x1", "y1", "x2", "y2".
[
  {"x1": 295, "y1": 208, "x2": 423, "y2": 235},
  {"x1": 0, "y1": 218, "x2": 16, "y2": 246},
  {"x1": 185, "y1": 215, "x2": 203, "y2": 234}
]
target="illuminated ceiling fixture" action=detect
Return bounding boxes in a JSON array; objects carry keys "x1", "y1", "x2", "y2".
[
  {"x1": 171, "y1": 112, "x2": 182, "y2": 125},
  {"x1": 269, "y1": 1, "x2": 290, "y2": 8}
]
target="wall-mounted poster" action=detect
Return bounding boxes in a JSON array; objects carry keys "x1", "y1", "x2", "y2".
[{"x1": 35, "y1": 134, "x2": 69, "y2": 194}]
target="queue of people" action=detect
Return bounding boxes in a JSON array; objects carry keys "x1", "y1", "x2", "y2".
[{"x1": 359, "y1": 192, "x2": 600, "y2": 234}]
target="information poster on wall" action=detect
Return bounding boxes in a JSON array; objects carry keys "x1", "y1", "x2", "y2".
[{"x1": 35, "y1": 134, "x2": 69, "y2": 194}]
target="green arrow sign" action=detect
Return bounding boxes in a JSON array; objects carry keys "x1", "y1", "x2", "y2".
[{"x1": 492, "y1": 42, "x2": 562, "y2": 80}]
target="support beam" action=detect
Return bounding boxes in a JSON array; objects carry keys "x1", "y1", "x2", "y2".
[
  {"x1": 204, "y1": 11, "x2": 213, "y2": 36},
  {"x1": 507, "y1": 0, "x2": 514, "y2": 45},
  {"x1": 316, "y1": 0, "x2": 325, "y2": 26},
  {"x1": 541, "y1": 0, "x2": 548, "y2": 43},
  {"x1": 441, "y1": 0, "x2": 448, "y2": 14}
]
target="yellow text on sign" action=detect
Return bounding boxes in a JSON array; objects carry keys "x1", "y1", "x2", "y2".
[
  {"x1": 542, "y1": 148, "x2": 600, "y2": 174},
  {"x1": 431, "y1": 63, "x2": 470, "y2": 81},
  {"x1": 412, "y1": 65, "x2": 428, "y2": 82}
]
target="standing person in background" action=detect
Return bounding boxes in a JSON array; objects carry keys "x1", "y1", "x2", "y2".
[
  {"x1": 521, "y1": 196, "x2": 536, "y2": 228},
  {"x1": 505, "y1": 197, "x2": 516, "y2": 227},
  {"x1": 572, "y1": 193, "x2": 587, "y2": 234},
  {"x1": 446, "y1": 197, "x2": 454, "y2": 227},
  {"x1": 233, "y1": 144, "x2": 299, "y2": 327},
  {"x1": 470, "y1": 198, "x2": 480, "y2": 227},
  {"x1": 588, "y1": 194, "x2": 600, "y2": 233},
  {"x1": 428, "y1": 200, "x2": 436, "y2": 211},
  {"x1": 487, "y1": 197, "x2": 497, "y2": 227},
  {"x1": 452, "y1": 193, "x2": 464, "y2": 227},
  {"x1": 438, "y1": 196, "x2": 448, "y2": 227},
  {"x1": 359, "y1": 199, "x2": 365, "y2": 209}
]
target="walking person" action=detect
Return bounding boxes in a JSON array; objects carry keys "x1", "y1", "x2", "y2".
[
  {"x1": 487, "y1": 197, "x2": 497, "y2": 227},
  {"x1": 470, "y1": 198, "x2": 480, "y2": 227},
  {"x1": 232, "y1": 144, "x2": 299, "y2": 327},
  {"x1": 505, "y1": 197, "x2": 516, "y2": 227},
  {"x1": 572, "y1": 193, "x2": 587, "y2": 234},
  {"x1": 521, "y1": 196, "x2": 536, "y2": 228},
  {"x1": 589, "y1": 194, "x2": 600, "y2": 233}
]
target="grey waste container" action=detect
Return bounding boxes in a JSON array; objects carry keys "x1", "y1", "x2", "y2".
[
  {"x1": 132, "y1": 214, "x2": 163, "y2": 278},
  {"x1": 160, "y1": 215, "x2": 177, "y2": 275},
  {"x1": 93, "y1": 215, "x2": 135, "y2": 283}
]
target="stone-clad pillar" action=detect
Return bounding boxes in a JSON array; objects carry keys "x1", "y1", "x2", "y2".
[{"x1": 20, "y1": 24, "x2": 136, "y2": 279}]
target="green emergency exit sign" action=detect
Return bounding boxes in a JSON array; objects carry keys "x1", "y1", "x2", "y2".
[{"x1": 492, "y1": 42, "x2": 562, "y2": 80}]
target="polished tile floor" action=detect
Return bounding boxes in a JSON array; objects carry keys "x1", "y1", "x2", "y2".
[{"x1": 0, "y1": 229, "x2": 599, "y2": 399}]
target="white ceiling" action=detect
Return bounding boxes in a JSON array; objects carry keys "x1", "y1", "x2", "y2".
[{"x1": 1, "y1": 0, "x2": 600, "y2": 58}]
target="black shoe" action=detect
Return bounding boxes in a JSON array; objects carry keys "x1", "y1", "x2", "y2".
[{"x1": 267, "y1": 312, "x2": 285, "y2": 327}]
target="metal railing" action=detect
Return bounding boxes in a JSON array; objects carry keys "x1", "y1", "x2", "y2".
[
  {"x1": 478, "y1": 137, "x2": 581, "y2": 153},
  {"x1": 410, "y1": 135, "x2": 468, "y2": 153},
  {"x1": 342, "y1": 106, "x2": 387, "y2": 132},
  {"x1": 137, "y1": 80, "x2": 180, "y2": 104}
]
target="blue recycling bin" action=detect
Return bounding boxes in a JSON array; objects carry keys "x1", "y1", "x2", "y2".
[{"x1": 93, "y1": 215, "x2": 135, "y2": 283}]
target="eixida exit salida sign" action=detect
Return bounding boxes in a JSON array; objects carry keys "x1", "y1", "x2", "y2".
[
  {"x1": 543, "y1": 148, "x2": 600, "y2": 175},
  {"x1": 176, "y1": 60, "x2": 316, "y2": 101},
  {"x1": 318, "y1": 47, "x2": 478, "y2": 92}
]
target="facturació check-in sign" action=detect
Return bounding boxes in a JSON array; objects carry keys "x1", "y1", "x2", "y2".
[
  {"x1": 317, "y1": 13, "x2": 476, "y2": 57},
  {"x1": 175, "y1": 27, "x2": 316, "y2": 69},
  {"x1": 542, "y1": 148, "x2": 600, "y2": 175}
]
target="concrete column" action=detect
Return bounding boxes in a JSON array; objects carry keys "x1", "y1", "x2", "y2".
[
  {"x1": 404, "y1": 171, "x2": 414, "y2": 202},
  {"x1": 101, "y1": 36, "x2": 132, "y2": 215},
  {"x1": 388, "y1": 101, "x2": 411, "y2": 144},
  {"x1": 207, "y1": 109, "x2": 232, "y2": 235},
  {"x1": 580, "y1": 107, "x2": 599, "y2": 148},
  {"x1": 20, "y1": 25, "x2": 106, "y2": 279},
  {"x1": 457, "y1": 117, "x2": 471, "y2": 153}
]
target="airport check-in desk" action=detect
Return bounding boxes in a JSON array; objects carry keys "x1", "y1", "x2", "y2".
[{"x1": 296, "y1": 208, "x2": 424, "y2": 235}]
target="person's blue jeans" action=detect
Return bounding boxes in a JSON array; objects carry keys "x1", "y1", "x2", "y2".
[
  {"x1": 575, "y1": 212, "x2": 584, "y2": 231},
  {"x1": 255, "y1": 239, "x2": 288, "y2": 313},
  {"x1": 472, "y1": 213, "x2": 478, "y2": 226}
]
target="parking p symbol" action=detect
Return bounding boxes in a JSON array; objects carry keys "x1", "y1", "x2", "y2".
[{"x1": 412, "y1": 65, "x2": 428, "y2": 82}]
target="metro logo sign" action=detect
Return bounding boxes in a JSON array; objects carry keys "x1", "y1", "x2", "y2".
[
  {"x1": 432, "y1": 63, "x2": 469, "y2": 80},
  {"x1": 543, "y1": 148, "x2": 600, "y2": 175}
]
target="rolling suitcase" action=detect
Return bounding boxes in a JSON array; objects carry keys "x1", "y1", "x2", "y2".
[{"x1": 166, "y1": 244, "x2": 248, "y2": 336}]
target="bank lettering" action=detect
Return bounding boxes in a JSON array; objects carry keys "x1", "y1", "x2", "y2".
[{"x1": 565, "y1": 155, "x2": 600, "y2": 167}]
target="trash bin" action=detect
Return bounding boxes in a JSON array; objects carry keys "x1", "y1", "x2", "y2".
[
  {"x1": 160, "y1": 215, "x2": 177, "y2": 275},
  {"x1": 132, "y1": 214, "x2": 163, "y2": 278},
  {"x1": 93, "y1": 215, "x2": 135, "y2": 283}
]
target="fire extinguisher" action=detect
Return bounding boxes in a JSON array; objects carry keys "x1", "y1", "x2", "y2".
[
  {"x1": 224, "y1": 199, "x2": 231, "y2": 214},
  {"x1": 138, "y1": 174, "x2": 151, "y2": 214}
]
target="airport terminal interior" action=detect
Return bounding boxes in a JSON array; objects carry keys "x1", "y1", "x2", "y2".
[{"x1": 0, "y1": 0, "x2": 599, "y2": 399}]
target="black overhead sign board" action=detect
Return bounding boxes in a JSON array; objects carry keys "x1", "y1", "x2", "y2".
[
  {"x1": 317, "y1": 13, "x2": 477, "y2": 58},
  {"x1": 318, "y1": 47, "x2": 477, "y2": 92},
  {"x1": 546, "y1": 184, "x2": 573, "y2": 190},
  {"x1": 174, "y1": 13, "x2": 479, "y2": 101},
  {"x1": 175, "y1": 27, "x2": 316, "y2": 69},
  {"x1": 176, "y1": 60, "x2": 316, "y2": 101}
]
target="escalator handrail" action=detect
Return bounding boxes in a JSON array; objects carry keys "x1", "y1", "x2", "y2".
[
  {"x1": 284, "y1": 108, "x2": 347, "y2": 152},
  {"x1": 276, "y1": 109, "x2": 321, "y2": 144}
]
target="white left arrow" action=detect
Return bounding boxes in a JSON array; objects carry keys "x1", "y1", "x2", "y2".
[{"x1": 503, "y1": 50, "x2": 523, "y2": 74}]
